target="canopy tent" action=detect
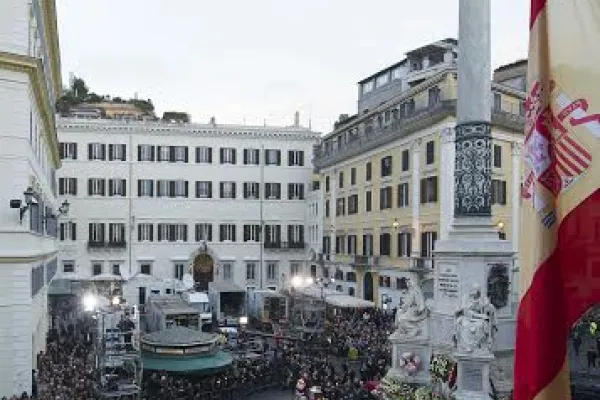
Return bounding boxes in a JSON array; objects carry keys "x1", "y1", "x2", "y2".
[
  {"x1": 295, "y1": 286, "x2": 375, "y2": 308},
  {"x1": 141, "y1": 350, "x2": 233, "y2": 374}
]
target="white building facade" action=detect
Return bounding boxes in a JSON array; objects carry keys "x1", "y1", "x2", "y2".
[
  {"x1": 0, "y1": 0, "x2": 62, "y2": 396},
  {"x1": 55, "y1": 118, "x2": 320, "y2": 305}
]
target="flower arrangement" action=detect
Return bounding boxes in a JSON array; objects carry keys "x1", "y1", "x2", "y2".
[
  {"x1": 377, "y1": 376, "x2": 455, "y2": 400},
  {"x1": 429, "y1": 354, "x2": 457, "y2": 385},
  {"x1": 399, "y1": 352, "x2": 422, "y2": 376}
]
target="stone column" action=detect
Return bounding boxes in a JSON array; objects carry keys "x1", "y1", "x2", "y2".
[
  {"x1": 411, "y1": 139, "x2": 421, "y2": 257},
  {"x1": 454, "y1": 0, "x2": 493, "y2": 221},
  {"x1": 440, "y1": 128, "x2": 456, "y2": 240},
  {"x1": 510, "y1": 143, "x2": 522, "y2": 253}
]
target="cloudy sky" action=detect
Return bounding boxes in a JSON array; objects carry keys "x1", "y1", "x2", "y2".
[{"x1": 56, "y1": 0, "x2": 529, "y2": 133}]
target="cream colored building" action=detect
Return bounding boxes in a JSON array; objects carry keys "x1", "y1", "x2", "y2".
[{"x1": 313, "y1": 43, "x2": 526, "y2": 308}]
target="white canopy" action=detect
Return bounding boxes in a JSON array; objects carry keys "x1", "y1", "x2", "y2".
[{"x1": 296, "y1": 286, "x2": 375, "y2": 308}]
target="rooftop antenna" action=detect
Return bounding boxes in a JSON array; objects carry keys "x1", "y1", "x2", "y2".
[
  {"x1": 294, "y1": 111, "x2": 300, "y2": 127},
  {"x1": 309, "y1": 116, "x2": 312, "y2": 130}
]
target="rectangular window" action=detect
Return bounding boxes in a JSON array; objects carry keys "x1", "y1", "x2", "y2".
[
  {"x1": 325, "y1": 176, "x2": 330, "y2": 192},
  {"x1": 88, "y1": 143, "x2": 106, "y2": 160},
  {"x1": 244, "y1": 148, "x2": 260, "y2": 165},
  {"x1": 338, "y1": 171, "x2": 344, "y2": 188},
  {"x1": 362, "y1": 80, "x2": 374, "y2": 94},
  {"x1": 265, "y1": 149, "x2": 281, "y2": 166},
  {"x1": 290, "y1": 262, "x2": 301, "y2": 277},
  {"x1": 138, "y1": 145, "x2": 155, "y2": 161},
  {"x1": 428, "y1": 86, "x2": 441, "y2": 106},
  {"x1": 421, "y1": 231, "x2": 437, "y2": 258},
  {"x1": 265, "y1": 183, "x2": 281, "y2": 200},
  {"x1": 287, "y1": 183, "x2": 305, "y2": 200},
  {"x1": 336, "y1": 198, "x2": 345, "y2": 216},
  {"x1": 156, "y1": 180, "x2": 188, "y2": 198},
  {"x1": 138, "y1": 179, "x2": 154, "y2": 197},
  {"x1": 362, "y1": 234, "x2": 373, "y2": 256},
  {"x1": 59, "y1": 222, "x2": 77, "y2": 241},
  {"x1": 88, "y1": 178, "x2": 106, "y2": 196},
  {"x1": 140, "y1": 263, "x2": 152, "y2": 275},
  {"x1": 138, "y1": 223, "x2": 154, "y2": 242},
  {"x1": 350, "y1": 168, "x2": 357, "y2": 185},
  {"x1": 174, "y1": 263, "x2": 186, "y2": 280},
  {"x1": 244, "y1": 182, "x2": 260, "y2": 199},
  {"x1": 108, "y1": 179, "x2": 126, "y2": 197},
  {"x1": 380, "y1": 186, "x2": 392, "y2": 210},
  {"x1": 493, "y1": 93, "x2": 502, "y2": 111},
  {"x1": 287, "y1": 225, "x2": 304, "y2": 246},
  {"x1": 195, "y1": 223, "x2": 213, "y2": 241},
  {"x1": 366, "y1": 191, "x2": 372, "y2": 212},
  {"x1": 157, "y1": 224, "x2": 188, "y2": 242},
  {"x1": 426, "y1": 141, "x2": 435, "y2": 164},
  {"x1": 265, "y1": 225, "x2": 281, "y2": 246},
  {"x1": 288, "y1": 150, "x2": 304, "y2": 166},
  {"x1": 88, "y1": 223, "x2": 105, "y2": 243},
  {"x1": 60, "y1": 142, "x2": 77, "y2": 160},
  {"x1": 267, "y1": 262, "x2": 278, "y2": 281},
  {"x1": 112, "y1": 263, "x2": 121, "y2": 276},
  {"x1": 59, "y1": 178, "x2": 77, "y2": 195},
  {"x1": 381, "y1": 156, "x2": 393, "y2": 177},
  {"x1": 420, "y1": 176, "x2": 438, "y2": 204},
  {"x1": 243, "y1": 224, "x2": 261, "y2": 242},
  {"x1": 219, "y1": 181, "x2": 236, "y2": 199},
  {"x1": 493, "y1": 144, "x2": 502, "y2": 168},
  {"x1": 220, "y1": 147, "x2": 237, "y2": 164},
  {"x1": 92, "y1": 262, "x2": 103, "y2": 276},
  {"x1": 157, "y1": 146, "x2": 171, "y2": 162},
  {"x1": 325, "y1": 200, "x2": 330, "y2": 218},
  {"x1": 348, "y1": 194, "x2": 359, "y2": 214},
  {"x1": 62, "y1": 261, "x2": 75, "y2": 273},
  {"x1": 246, "y1": 262, "x2": 257, "y2": 281},
  {"x1": 397, "y1": 183, "x2": 409, "y2": 207},
  {"x1": 347, "y1": 235, "x2": 357, "y2": 255},
  {"x1": 402, "y1": 149, "x2": 410, "y2": 171},
  {"x1": 366, "y1": 162, "x2": 372, "y2": 181},
  {"x1": 173, "y1": 146, "x2": 188, "y2": 163},
  {"x1": 491, "y1": 179, "x2": 507, "y2": 205},
  {"x1": 219, "y1": 224, "x2": 236, "y2": 242},
  {"x1": 196, "y1": 146, "x2": 212, "y2": 163},
  {"x1": 376, "y1": 73, "x2": 389, "y2": 87},
  {"x1": 196, "y1": 181, "x2": 213, "y2": 198},
  {"x1": 397, "y1": 232, "x2": 412, "y2": 257},
  {"x1": 108, "y1": 223, "x2": 125, "y2": 244},
  {"x1": 222, "y1": 263, "x2": 233, "y2": 281},
  {"x1": 379, "y1": 233, "x2": 391, "y2": 256},
  {"x1": 108, "y1": 144, "x2": 127, "y2": 161}
]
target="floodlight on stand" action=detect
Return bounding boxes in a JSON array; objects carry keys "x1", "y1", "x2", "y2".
[
  {"x1": 496, "y1": 221, "x2": 505, "y2": 230},
  {"x1": 305, "y1": 277, "x2": 314, "y2": 286},
  {"x1": 83, "y1": 293, "x2": 97, "y2": 312},
  {"x1": 111, "y1": 296, "x2": 121, "y2": 306},
  {"x1": 23, "y1": 187, "x2": 34, "y2": 205},
  {"x1": 239, "y1": 316, "x2": 248, "y2": 325}
]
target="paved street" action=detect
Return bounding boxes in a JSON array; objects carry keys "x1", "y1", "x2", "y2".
[{"x1": 248, "y1": 389, "x2": 296, "y2": 400}]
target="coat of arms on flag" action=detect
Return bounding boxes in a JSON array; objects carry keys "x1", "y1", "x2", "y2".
[{"x1": 522, "y1": 80, "x2": 593, "y2": 228}]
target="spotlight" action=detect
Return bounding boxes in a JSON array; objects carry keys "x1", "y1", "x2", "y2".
[
  {"x1": 111, "y1": 296, "x2": 121, "y2": 306},
  {"x1": 305, "y1": 277, "x2": 314, "y2": 286},
  {"x1": 239, "y1": 316, "x2": 248, "y2": 325},
  {"x1": 83, "y1": 294, "x2": 97, "y2": 312},
  {"x1": 291, "y1": 276, "x2": 303, "y2": 288}
]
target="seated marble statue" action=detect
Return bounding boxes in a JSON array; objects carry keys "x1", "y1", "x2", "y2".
[
  {"x1": 393, "y1": 276, "x2": 429, "y2": 338},
  {"x1": 454, "y1": 285, "x2": 496, "y2": 354}
]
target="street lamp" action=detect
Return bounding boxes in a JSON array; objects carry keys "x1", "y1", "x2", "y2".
[
  {"x1": 83, "y1": 293, "x2": 98, "y2": 312},
  {"x1": 392, "y1": 218, "x2": 399, "y2": 230}
]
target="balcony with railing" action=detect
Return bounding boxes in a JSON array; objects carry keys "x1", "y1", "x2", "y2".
[
  {"x1": 264, "y1": 241, "x2": 306, "y2": 251},
  {"x1": 87, "y1": 241, "x2": 106, "y2": 250},
  {"x1": 87, "y1": 240, "x2": 127, "y2": 250},
  {"x1": 106, "y1": 240, "x2": 127, "y2": 249}
]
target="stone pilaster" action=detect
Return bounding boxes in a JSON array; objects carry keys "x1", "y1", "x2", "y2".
[
  {"x1": 510, "y1": 143, "x2": 522, "y2": 253},
  {"x1": 329, "y1": 171, "x2": 337, "y2": 261},
  {"x1": 410, "y1": 139, "x2": 421, "y2": 256},
  {"x1": 440, "y1": 127, "x2": 456, "y2": 239}
]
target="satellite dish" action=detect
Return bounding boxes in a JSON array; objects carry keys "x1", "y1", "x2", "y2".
[{"x1": 182, "y1": 273, "x2": 194, "y2": 290}]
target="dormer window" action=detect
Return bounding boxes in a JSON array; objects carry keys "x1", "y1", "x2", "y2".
[
  {"x1": 376, "y1": 73, "x2": 389, "y2": 88},
  {"x1": 410, "y1": 60, "x2": 422, "y2": 71},
  {"x1": 362, "y1": 80, "x2": 374, "y2": 94}
]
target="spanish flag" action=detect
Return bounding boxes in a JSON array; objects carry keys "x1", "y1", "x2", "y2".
[{"x1": 515, "y1": 1, "x2": 600, "y2": 399}]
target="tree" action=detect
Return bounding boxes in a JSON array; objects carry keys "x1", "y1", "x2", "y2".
[
  {"x1": 162, "y1": 111, "x2": 190, "y2": 123},
  {"x1": 71, "y1": 77, "x2": 88, "y2": 101}
]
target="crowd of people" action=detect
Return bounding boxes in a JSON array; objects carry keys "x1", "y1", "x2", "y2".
[{"x1": 5, "y1": 296, "x2": 395, "y2": 400}]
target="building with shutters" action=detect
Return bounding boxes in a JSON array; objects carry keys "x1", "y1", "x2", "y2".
[
  {"x1": 54, "y1": 116, "x2": 320, "y2": 305},
  {"x1": 312, "y1": 40, "x2": 527, "y2": 308},
  {"x1": 0, "y1": 0, "x2": 62, "y2": 396}
]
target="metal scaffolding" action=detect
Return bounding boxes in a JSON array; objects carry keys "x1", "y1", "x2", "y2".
[{"x1": 94, "y1": 304, "x2": 142, "y2": 399}]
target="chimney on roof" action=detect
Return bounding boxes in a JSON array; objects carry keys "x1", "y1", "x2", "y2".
[
  {"x1": 209, "y1": 116, "x2": 216, "y2": 126},
  {"x1": 294, "y1": 111, "x2": 300, "y2": 127}
]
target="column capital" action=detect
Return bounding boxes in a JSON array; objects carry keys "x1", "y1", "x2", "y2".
[
  {"x1": 511, "y1": 142, "x2": 523, "y2": 156},
  {"x1": 441, "y1": 127, "x2": 456, "y2": 144},
  {"x1": 411, "y1": 138, "x2": 422, "y2": 151}
]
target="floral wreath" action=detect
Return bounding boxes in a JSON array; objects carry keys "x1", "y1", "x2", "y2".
[{"x1": 399, "y1": 352, "x2": 422, "y2": 376}]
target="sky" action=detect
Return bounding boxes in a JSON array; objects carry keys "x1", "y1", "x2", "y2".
[{"x1": 55, "y1": 0, "x2": 529, "y2": 134}]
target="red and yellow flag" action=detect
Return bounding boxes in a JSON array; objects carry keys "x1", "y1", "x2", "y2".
[{"x1": 515, "y1": 1, "x2": 600, "y2": 399}]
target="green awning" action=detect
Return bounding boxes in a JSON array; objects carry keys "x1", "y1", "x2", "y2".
[{"x1": 142, "y1": 351, "x2": 233, "y2": 374}]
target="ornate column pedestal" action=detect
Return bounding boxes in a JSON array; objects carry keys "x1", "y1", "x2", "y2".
[
  {"x1": 453, "y1": 352, "x2": 494, "y2": 400},
  {"x1": 387, "y1": 334, "x2": 431, "y2": 386}
]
